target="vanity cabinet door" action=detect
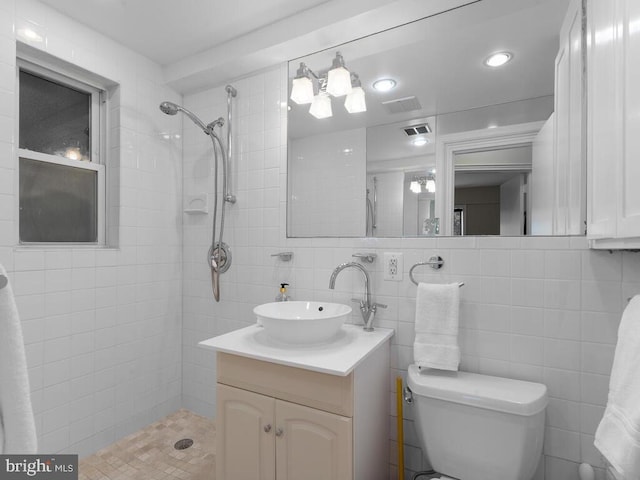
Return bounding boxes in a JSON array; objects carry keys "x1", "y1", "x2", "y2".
[
  {"x1": 216, "y1": 384, "x2": 276, "y2": 480},
  {"x1": 275, "y1": 399, "x2": 352, "y2": 480}
]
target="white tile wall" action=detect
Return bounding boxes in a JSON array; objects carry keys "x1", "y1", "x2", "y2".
[
  {"x1": 289, "y1": 128, "x2": 366, "y2": 237},
  {"x1": 182, "y1": 64, "x2": 636, "y2": 480},
  {"x1": 0, "y1": 0, "x2": 183, "y2": 457}
]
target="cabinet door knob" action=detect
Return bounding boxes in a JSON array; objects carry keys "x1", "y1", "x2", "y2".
[
  {"x1": 263, "y1": 424, "x2": 272, "y2": 433},
  {"x1": 275, "y1": 428, "x2": 284, "y2": 437}
]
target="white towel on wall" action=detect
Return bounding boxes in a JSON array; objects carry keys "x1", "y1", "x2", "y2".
[
  {"x1": 413, "y1": 282, "x2": 460, "y2": 371},
  {"x1": 0, "y1": 264, "x2": 37, "y2": 454},
  {"x1": 595, "y1": 295, "x2": 640, "y2": 479}
]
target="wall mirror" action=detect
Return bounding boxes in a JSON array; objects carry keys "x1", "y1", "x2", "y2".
[{"x1": 287, "y1": 0, "x2": 585, "y2": 237}]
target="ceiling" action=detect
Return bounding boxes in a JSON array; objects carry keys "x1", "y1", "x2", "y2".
[
  {"x1": 38, "y1": 0, "x2": 332, "y2": 65},
  {"x1": 36, "y1": 0, "x2": 475, "y2": 92}
]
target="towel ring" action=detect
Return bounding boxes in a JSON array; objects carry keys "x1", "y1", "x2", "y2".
[{"x1": 409, "y1": 257, "x2": 464, "y2": 287}]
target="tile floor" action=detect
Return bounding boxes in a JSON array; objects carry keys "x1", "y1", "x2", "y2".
[{"x1": 79, "y1": 409, "x2": 216, "y2": 480}]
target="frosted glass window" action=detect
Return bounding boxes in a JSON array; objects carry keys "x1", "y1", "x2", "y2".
[
  {"x1": 19, "y1": 70, "x2": 92, "y2": 162},
  {"x1": 19, "y1": 158, "x2": 98, "y2": 243},
  {"x1": 17, "y1": 58, "x2": 106, "y2": 245}
]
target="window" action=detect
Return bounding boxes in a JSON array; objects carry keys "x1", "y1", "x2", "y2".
[{"x1": 18, "y1": 59, "x2": 105, "y2": 244}]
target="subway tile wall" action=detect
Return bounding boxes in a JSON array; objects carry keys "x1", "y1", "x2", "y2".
[
  {"x1": 0, "y1": 0, "x2": 183, "y2": 456},
  {"x1": 183, "y1": 64, "x2": 639, "y2": 480},
  {"x1": 288, "y1": 128, "x2": 366, "y2": 237}
]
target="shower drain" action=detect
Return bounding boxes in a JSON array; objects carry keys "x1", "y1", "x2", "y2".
[{"x1": 174, "y1": 438, "x2": 194, "y2": 450}]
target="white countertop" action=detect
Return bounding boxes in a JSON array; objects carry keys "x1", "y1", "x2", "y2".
[{"x1": 199, "y1": 324, "x2": 394, "y2": 376}]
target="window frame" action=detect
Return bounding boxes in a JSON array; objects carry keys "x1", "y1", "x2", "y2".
[{"x1": 16, "y1": 57, "x2": 107, "y2": 246}]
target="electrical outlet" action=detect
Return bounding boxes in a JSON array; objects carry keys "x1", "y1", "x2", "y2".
[{"x1": 383, "y1": 252, "x2": 403, "y2": 281}]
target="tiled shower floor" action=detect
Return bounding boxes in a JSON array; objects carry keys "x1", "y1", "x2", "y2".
[{"x1": 79, "y1": 409, "x2": 216, "y2": 480}]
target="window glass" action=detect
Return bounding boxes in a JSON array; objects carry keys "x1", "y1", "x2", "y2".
[
  {"x1": 19, "y1": 70, "x2": 91, "y2": 162},
  {"x1": 19, "y1": 158, "x2": 98, "y2": 243}
]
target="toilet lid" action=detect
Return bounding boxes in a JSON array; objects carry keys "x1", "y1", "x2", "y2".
[{"x1": 407, "y1": 365, "x2": 547, "y2": 416}]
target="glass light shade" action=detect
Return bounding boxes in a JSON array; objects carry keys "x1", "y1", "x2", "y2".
[
  {"x1": 410, "y1": 181, "x2": 421, "y2": 193},
  {"x1": 426, "y1": 179, "x2": 436, "y2": 193},
  {"x1": 326, "y1": 67, "x2": 352, "y2": 97},
  {"x1": 344, "y1": 86, "x2": 367, "y2": 113},
  {"x1": 309, "y1": 93, "x2": 332, "y2": 119},
  {"x1": 290, "y1": 76, "x2": 314, "y2": 104}
]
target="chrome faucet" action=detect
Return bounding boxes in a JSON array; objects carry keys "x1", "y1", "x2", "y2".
[{"x1": 328, "y1": 262, "x2": 386, "y2": 331}]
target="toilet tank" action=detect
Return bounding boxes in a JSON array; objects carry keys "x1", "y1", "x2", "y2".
[{"x1": 407, "y1": 365, "x2": 547, "y2": 480}]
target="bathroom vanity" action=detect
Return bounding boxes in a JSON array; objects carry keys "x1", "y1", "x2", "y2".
[{"x1": 199, "y1": 324, "x2": 393, "y2": 480}]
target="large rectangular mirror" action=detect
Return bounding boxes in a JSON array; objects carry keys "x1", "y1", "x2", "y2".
[{"x1": 287, "y1": 0, "x2": 584, "y2": 237}]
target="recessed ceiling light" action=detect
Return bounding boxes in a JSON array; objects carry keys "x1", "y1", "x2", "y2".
[
  {"x1": 412, "y1": 137, "x2": 430, "y2": 147},
  {"x1": 484, "y1": 52, "x2": 512, "y2": 68},
  {"x1": 373, "y1": 78, "x2": 396, "y2": 92}
]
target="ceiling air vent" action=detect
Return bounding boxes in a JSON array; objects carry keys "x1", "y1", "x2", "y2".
[
  {"x1": 381, "y1": 96, "x2": 422, "y2": 114},
  {"x1": 403, "y1": 123, "x2": 432, "y2": 136}
]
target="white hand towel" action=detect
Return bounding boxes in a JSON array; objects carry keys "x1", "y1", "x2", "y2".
[
  {"x1": 595, "y1": 295, "x2": 640, "y2": 479},
  {"x1": 413, "y1": 282, "x2": 460, "y2": 371},
  {"x1": 0, "y1": 264, "x2": 37, "y2": 454}
]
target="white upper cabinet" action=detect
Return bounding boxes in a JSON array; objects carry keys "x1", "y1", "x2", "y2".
[{"x1": 587, "y1": 0, "x2": 640, "y2": 248}]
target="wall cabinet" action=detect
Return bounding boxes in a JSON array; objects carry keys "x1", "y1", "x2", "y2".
[
  {"x1": 587, "y1": 0, "x2": 640, "y2": 248},
  {"x1": 215, "y1": 345, "x2": 389, "y2": 480}
]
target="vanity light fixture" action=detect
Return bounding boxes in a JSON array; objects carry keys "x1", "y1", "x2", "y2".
[
  {"x1": 373, "y1": 78, "x2": 397, "y2": 92},
  {"x1": 410, "y1": 175, "x2": 436, "y2": 194},
  {"x1": 484, "y1": 52, "x2": 512, "y2": 67},
  {"x1": 290, "y1": 52, "x2": 366, "y2": 119}
]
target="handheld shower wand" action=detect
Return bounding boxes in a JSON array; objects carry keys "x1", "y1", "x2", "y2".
[{"x1": 159, "y1": 90, "x2": 237, "y2": 302}]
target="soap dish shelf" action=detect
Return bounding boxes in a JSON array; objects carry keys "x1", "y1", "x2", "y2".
[{"x1": 184, "y1": 193, "x2": 208, "y2": 214}]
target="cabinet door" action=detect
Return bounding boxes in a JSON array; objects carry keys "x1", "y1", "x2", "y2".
[
  {"x1": 587, "y1": 0, "x2": 619, "y2": 239},
  {"x1": 617, "y1": 0, "x2": 640, "y2": 237},
  {"x1": 216, "y1": 384, "x2": 276, "y2": 480},
  {"x1": 275, "y1": 399, "x2": 352, "y2": 480}
]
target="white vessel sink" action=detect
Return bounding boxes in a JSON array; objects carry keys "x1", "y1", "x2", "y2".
[{"x1": 253, "y1": 301, "x2": 352, "y2": 344}]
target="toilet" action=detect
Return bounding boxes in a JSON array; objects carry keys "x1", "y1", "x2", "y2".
[{"x1": 407, "y1": 365, "x2": 548, "y2": 480}]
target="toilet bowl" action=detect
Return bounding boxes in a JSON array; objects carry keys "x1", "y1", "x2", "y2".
[{"x1": 407, "y1": 365, "x2": 547, "y2": 480}]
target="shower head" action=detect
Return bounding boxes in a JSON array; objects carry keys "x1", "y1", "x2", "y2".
[
  {"x1": 159, "y1": 101, "x2": 179, "y2": 115},
  {"x1": 159, "y1": 101, "x2": 210, "y2": 134}
]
